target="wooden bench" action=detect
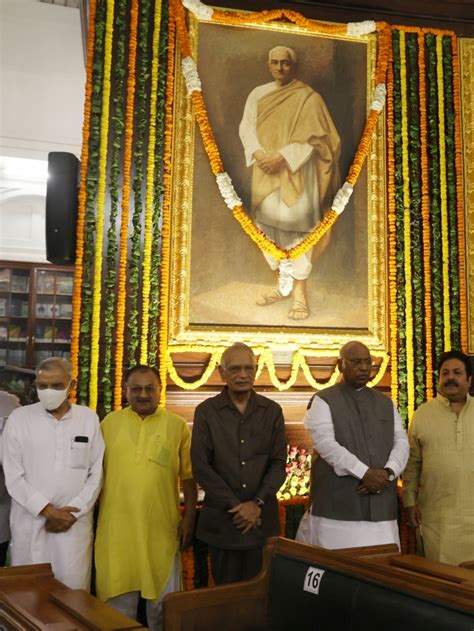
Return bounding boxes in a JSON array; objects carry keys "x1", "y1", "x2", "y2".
[
  {"x1": 0, "y1": 563, "x2": 144, "y2": 630},
  {"x1": 163, "y1": 537, "x2": 474, "y2": 631}
]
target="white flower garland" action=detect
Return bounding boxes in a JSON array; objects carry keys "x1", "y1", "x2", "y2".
[
  {"x1": 216, "y1": 172, "x2": 242, "y2": 209},
  {"x1": 332, "y1": 182, "x2": 354, "y2": 215},
  {"x1": 181, "y1": 57, "x2": 201, "y2": 94},
  {"x1": 182, "y1": 0, "x2": 214, "y2": 21},
  {"x1": 347, "y1": 20, "x2": 377, "y2": 36},
  {"x1": 278, "y1": 259, "x2": 294, "y2": 296},
  {"x1": 370, "y1": 83, "x2": 387, "y2": 113}
]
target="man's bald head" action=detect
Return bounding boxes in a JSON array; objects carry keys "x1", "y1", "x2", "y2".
[{"x1": 338, "y1": 341, "x2": 373, "y2": 389}]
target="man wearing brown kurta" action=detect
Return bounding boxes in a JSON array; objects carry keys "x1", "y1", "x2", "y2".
[
  {"x1": 403, "y1": 350, "x2": 474, "y2": 565},
  {"x1": 191, "y1": 343, "x2": 287, "y2": 584},
  {"x1": 239, "y1": 46, "x2": 341, "y2": 320}
]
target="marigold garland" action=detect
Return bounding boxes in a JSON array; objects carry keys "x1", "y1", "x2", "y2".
[
  {"x1": 127, "y1": 1, "x2": 151, "y2": 367},
  {"x1": 417, "y1": 31, "x2": 434, "y2": 400},
  {"x1": 442, "y1": 36, "x2": 461, "y2": 349},
  {"x1": 399, "y1": 32, "x2": 415, "y2": 421},
  {"x1": 436, "y1": 35, "x2": 451, "y2": 350},
  {"x1": 391, "y1": 30, "x2": 408, "y2": 422},
  {"x1": 89, "y1": 0, "x2": 115, "y2": 410},
  {"x1": 159, "y1": 9, "x2": 176, "y2": 404},
  {"x1": 140, "y1": 0, "x2": 163, "y2": 364},
  {"x1": 450, "y1": 37, "x2": 468, "y2": 350},
  {"x1": 101, "y1": 0, "x2": 128, "y2": 414},
  {"x1": 165, "y1": 346, "x2": 389, "y2": 392},
  {"x1": 425, "y1": 33, "x2": 444, "y2": 363},
  {"x1": 386, "y1": 37, "x2": 398, "y2": 406},
  {"x1": 70, "y1": 0, "x2": 97, "y2": 403},
  {"x1": 405, "y1": 33, "x2": 425, "y2": 407},
  {"x1": 148, "y1": 3, "x2": 170, "y2": 365},
  {"x1": 181, "y1": 547, "x2": 194, "y2": 591},
  {"x1": 113, "y1": 0, "x2": 139, "y2": 409}
]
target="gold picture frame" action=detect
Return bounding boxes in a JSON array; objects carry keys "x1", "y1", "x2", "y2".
[{"x1": 167, "y1": 11, "x2": 387, "y2": 355}]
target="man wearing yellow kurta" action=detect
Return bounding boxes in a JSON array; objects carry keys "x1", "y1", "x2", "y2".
[
  {"x1": 403, "y1": 350, "x2": 474, "y2": 565},
  {"x1": 94, "y1": 365, "x2": 197, "y2": 631}
]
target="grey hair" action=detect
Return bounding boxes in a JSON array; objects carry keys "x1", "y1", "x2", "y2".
[
  {"x1": 268, "y1": 45, "x2": 297, "y2": 64},
  {"x1": 220, "y1": 343, "x2": 256, "y2": 369},
  {"x1": 36, "y1": 357, "x2": 73, "y2": 379}
]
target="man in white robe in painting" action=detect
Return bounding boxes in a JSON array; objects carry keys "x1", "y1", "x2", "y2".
[
  {"x1": 239, "y1": 45, "x2": 341, "y2": 320},
  {"x1": 2, "y1": 357, "x2": 104, "y2": 589}
]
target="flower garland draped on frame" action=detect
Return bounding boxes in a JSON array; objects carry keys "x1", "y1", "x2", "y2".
[{"x1": 70, "y1": 0, "x2": 468, "y2": 420}]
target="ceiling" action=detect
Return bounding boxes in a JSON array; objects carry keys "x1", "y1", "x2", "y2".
[{"x1": 38, "y1": 0, "x2": 81, "y2": 8}]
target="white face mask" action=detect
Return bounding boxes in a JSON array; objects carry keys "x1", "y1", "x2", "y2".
[{"x1": 37, "y1": 385, "x2": 70, "y2": 411}]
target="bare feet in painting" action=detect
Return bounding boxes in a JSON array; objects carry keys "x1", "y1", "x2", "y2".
[
  {"x1": 288, "y1": 300, "x2": 309, "y2": 320},
  {"x1": 256, "y1": 288, "x2": 286, "y2": 306}
]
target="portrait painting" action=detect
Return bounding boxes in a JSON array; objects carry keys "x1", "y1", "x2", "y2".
[{"x1": 168, "y1": 12, "x2": 387, "y2": 351}]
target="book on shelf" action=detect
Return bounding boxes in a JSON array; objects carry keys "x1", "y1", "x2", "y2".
[
  {"x1": 59, "y1": 303, "x2": 72, "y2": 318},
  {"x1": 8, "y1": 349, "x2": 26, "y2": 366},
  {"x1": 36, "y1": 303, "x2": 53, "y2": 317},
  {"x1": 57, "y1": 275, "x2": 73, "y2": 295},
  {"x1": 8, "y1": 323, "x2": 22, "y2": 339},
  {"x1": 0, "y1": 269, "x2": 11, "y2": 291},
  {"x1": 11, "y1": 274, "x2": 29, "y2": 293},
  {"x1": 36, "y1": 272, "x2": 55, "y2": 294},
  {"x1": 0, "y1": 298, "x2": 6, "y2": 316}
]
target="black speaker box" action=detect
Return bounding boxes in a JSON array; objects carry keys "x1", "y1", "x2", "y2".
[{"x1": 46, "y1": 152, "x2": 80, "y2": 265}]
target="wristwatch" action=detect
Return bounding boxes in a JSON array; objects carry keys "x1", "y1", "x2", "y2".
[
  {"x1": 253, "y1": 497, "x2": 265, "y2": 508},
  {"x1": 385, "y1": 468, "x2": 396, "y2": 482}
]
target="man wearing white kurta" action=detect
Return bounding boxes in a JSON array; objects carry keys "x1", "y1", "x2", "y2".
[
  {"x1": 0, "y1": 390, "x2": 20, "y2": 565},
  {"x1": 239, "y1": 46, "x2": 340, "y2": 320},
  {"x1": 2, "y1": 358, "x2": 104, "y2": 589},
  {"x1": 296, "y1": 341, "x2": 409, "y2": 549}
]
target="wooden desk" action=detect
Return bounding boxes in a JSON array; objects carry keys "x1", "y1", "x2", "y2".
[
  {"x1": 0, "y1": 564, "x2": 144, "y2": 630},
  {"x1": 163, "y1": 537, "x2": 474, "y2": 631}
]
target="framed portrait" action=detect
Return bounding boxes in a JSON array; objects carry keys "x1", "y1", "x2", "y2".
[{"x1": 167, "y1": 9, "x2": 387, "y2": 353}]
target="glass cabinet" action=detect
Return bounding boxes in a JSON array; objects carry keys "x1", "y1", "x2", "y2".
[{"x1": 0, "y1": 262, "x2": 74, "y2": 370}]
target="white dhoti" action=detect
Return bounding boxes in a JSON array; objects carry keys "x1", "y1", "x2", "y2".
[
  {"x1": 257, "y1": 221, "x2": 312, "y2": 280},
  {"x1": 296, "y1": 514, "x2": 400, "y2": 550},
  {"x1": 106, "y1": 554, "x2": 181, "y2": 631}
]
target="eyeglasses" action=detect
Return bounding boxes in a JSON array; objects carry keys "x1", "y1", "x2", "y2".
[{"x1": 342, "y1": 358, "x2": 375, "y2": 368}]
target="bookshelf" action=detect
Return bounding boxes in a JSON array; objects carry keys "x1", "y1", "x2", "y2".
[{"x1": 0, "y1": 262, "x2": 74, "y2": 371}]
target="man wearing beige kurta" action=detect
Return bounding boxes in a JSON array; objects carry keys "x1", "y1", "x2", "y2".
[
  {"x1": 239, "y1": 46, "x2": 340, "y2": 320},
  {"x1": 403, "y1": 350, "x2": 474, "y2": 565}
]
